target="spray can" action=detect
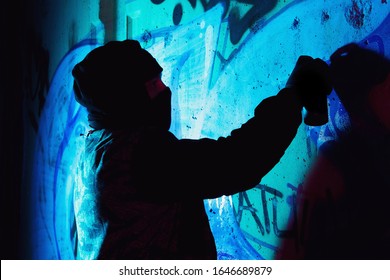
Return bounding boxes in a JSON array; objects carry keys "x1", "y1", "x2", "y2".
[{"x1": 302, "y1": 89, "x2": 329, "y2": 126}]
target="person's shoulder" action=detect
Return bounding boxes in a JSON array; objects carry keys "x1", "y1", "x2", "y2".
[
  {"x1": 85, "y1": 129, "x2": 112, "y2": 149},
  {"x1": 112, "y1": 127, "x2": 178, "y2": 146},
  {"x1": 140, "y1": 127, "x2": 178, "y2": 143}
]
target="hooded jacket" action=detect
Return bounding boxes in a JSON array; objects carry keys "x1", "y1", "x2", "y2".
[
  {"x1": 74, "y1": 88, "x2": 302, "y2": 259},
  {"x1": 72, "y1": 40, "x2": 303, "y2": 259}
]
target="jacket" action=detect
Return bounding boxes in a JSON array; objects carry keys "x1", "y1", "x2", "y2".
[{"x1": 74, "y1": 88, "x2": 302, "y2": 259}]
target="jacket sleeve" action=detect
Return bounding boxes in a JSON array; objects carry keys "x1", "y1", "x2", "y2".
[{"x1": 135, "y1": 88, "x2": 303, "y2": 200}]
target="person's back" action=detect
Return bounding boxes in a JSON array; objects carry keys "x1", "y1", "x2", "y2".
[{"x1": 86, "y1": 128, "x2": 217, "y2": 259}]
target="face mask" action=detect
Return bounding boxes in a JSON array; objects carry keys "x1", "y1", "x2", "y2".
[{"x1": 147, "y1": 87, "x2": 172, "y2": 130}]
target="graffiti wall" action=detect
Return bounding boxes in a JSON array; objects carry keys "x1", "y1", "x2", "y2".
[{"x1": 21, "y1": 0, "x2": 390, "y2": 259}]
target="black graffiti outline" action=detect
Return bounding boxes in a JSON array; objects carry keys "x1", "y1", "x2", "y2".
[
  {"x1": 150, "y1": 0, "x2": 278, "y2": 44},
  {"x1": 234, "y1": 183, "x2": 309, "y2": 251}
]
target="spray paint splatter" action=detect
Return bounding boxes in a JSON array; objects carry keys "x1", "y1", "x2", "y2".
[
  {"x1": 345, "y1": 0, "x2": 372, "y2": 29},
  {"x1": 291, "y1": 17, "x2": 300, "y2": 30},
  {"x1": 321, "y1": 10, "x2": 330, "y2": 24},
  {"x1": 141, "y1": 30, "x2": 152, "y2": 43}
]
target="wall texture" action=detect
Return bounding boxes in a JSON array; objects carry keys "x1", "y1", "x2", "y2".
[{"x1": 9, "y1": 0, "x2": 390, "y2": 259}]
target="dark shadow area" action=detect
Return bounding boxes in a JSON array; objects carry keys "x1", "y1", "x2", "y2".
[
  {"x1": 278, "y1": 43, "x2": 390, "y2": 259},
  {"x1": 1, "y1": 0, "x2": 25, "y2": 260}
]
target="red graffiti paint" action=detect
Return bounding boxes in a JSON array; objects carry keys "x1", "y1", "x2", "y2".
[{"x1": 345, "y1": 0, "x2": 372, "y2": 29}]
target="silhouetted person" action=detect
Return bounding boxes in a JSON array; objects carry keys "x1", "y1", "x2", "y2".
[
  {"x1": 277, "y1": 43, "x2": 390, "y2": 259},
  {"x1": 72, "y1": 40, "x2": 332, "y2": 259}
]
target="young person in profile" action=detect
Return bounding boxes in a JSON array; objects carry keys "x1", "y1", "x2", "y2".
[{"x1": 72, "y1": 39, "x2": 332, "y2": 259}]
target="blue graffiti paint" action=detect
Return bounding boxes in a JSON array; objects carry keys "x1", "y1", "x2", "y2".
[
  {"x1": 148, "y1": 0, "x2": 279, "y2": 44},
  {"x1": 30, "y1": 40, "x2": 100, "y2": 259}
]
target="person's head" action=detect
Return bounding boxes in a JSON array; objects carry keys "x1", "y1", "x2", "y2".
[
  {"x1": 72, "y1": 40, "x2": 171, "y2": 130},
  {"x1": 330, "y1": 43, "x2": 390, "y2": 128}
]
